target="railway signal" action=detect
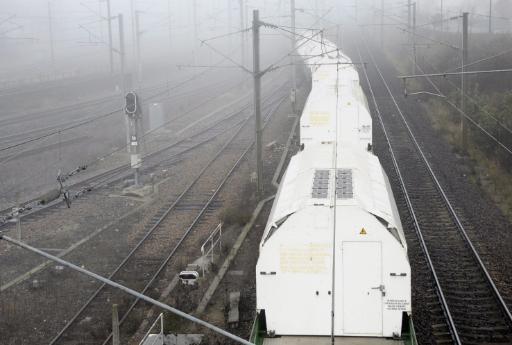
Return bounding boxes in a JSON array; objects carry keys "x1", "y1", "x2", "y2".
[{"x1": 125, "y1": 91, "x2": 143, "y2": 186}]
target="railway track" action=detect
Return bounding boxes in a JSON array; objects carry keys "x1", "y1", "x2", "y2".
[
  {"x1": 46, "y1": 87, "x2": 287, "y2": 345},
  {"x1": 0, "y1": 77, "x2": 252, "y2": 223},
  {"x1": 0, "y1": 109, "x2": 251, "y2": 293},
  {"x1": 0, "y1": 78, "x2": 285, "y2": 290},
  {"x1": 354, "y1": 34, "x2": 512, "y2": 344},
  {"x1": 0, "y1": 70, "x2": 288, "y2": 344},
  {"x1": 0, "y1": 102, "x2": 283, "y2": 287},
  {"x1": 0, "y1": 77, "x2": 232, "y2": 149}
]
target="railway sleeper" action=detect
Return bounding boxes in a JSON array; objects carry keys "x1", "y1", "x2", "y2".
[
  {"x1": 459, "y1": 330, "x2": 511, "y2": 342},
  {"x1": 454, "y1": 315, "x2": 512, "y2": 329},
  {"x1": 446, "y1": 293, "x2": 498, "y2": 302},
  {"x1": 437, "y1": 273, "x2": 489, "y2": 282},
  {"x1": 443, "y1": 285, "x2": 497, "y2": 295}
]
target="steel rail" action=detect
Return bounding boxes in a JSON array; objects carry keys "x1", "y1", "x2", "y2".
[
  {"x1": 355, "y1": 39, "x2": 461, "y2": 345},
  {"x1": 49, "y1": 87, "x2": 287, "y2": 345},
  {"x1": 411, "y1": 62, "x2": 512, "y2": 322},
  {"x1": 0, "y1": 235, "x2": 254, "y2": 345},
  {"x1": 361, "y1": 31, "x2": 512, "y2": 335},
  {"x1": 101, "y1": 92, "x2": 287, "y2": 345},
  {"x1": 0, "y1": 76, "x2": 272, "y2": 224},
  {"x1": 0, "y1": 73, "x2": 250, "y2": 214},
  {"x1": 0, "y1": 103, "x2": 249, "y2": 228}
]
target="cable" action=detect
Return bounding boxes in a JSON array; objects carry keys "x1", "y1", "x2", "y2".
[
  {"x1": 470, "y1": 12, "x2": 512, "y2": 22},
  {"x1": 200, "y1": 40, "x2": 251, "y2": 74},
  {"x1": 201, "y1": 27, "x2": 252, "y2": 43},
  {"x1": 0, "y1": 109, "x2": 122, "y2": 153},
  {"x1": 362, "y1": 1, "x2": 460, "y2": 51},
  {"x1": 445, "y1": 47, "x2": 512, "y2": 73},
  {"x1": 395, "y1": 25, "x2": 459, "y2": 50},
  {"x1": 416, "y1": 16, "x2": 461, "y2": 29},
  {"x1": 274, "y1": 25, "x2": 337, "y2": 50},
  {"x1": 413, "y1": 60, "x2": 512, "y2": 155},
  {"x1": 0, "y1": 59, "x2": 231, "y2": 153},
  {"x1": 420, "y1": 59, "x2": 512, "y2": 137}
]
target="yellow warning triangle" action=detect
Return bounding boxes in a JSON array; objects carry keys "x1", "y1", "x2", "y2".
[{"x1": 360, "y1": 228, "x2": 367, "y2": 235}]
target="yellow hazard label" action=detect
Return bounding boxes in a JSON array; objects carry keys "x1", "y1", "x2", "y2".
[
  {"x1": 360, "y1": 228, "x2": 367, "y2": 235},
  {"x1": 309, "y1": 111, "x2": 330, "y2": 125}
]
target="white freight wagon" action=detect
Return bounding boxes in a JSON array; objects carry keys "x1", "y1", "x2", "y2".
[{"x1": 255, "y1": 33, "x2": 414, "y2": 343}]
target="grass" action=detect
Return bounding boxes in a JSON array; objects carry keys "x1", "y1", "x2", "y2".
[
  {"x1": 420, "y1": 89, "x2": 512, "y2": 221},
  {"x1": 218, "y1": 181, "x2": 256, "y2": 227},
  {"x1": 380, "y1": 28, "x2": 512, "y2": 223}
]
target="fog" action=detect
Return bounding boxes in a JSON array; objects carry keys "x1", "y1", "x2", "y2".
[
  {"x1": 1, "y1": 1, "x2": 510, "y2": 80},
  {"x1": 0, "y1": 0, "x2": 511, "y2": 208}
]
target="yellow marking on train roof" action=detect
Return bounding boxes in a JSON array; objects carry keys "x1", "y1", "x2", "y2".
[{"x1": 309, "y1": 111, "x2": 330, "y2": 125}]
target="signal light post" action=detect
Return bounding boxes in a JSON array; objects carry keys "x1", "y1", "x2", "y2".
[{"x1": 125, "y1": 92, "x2": 142, "y2": 186}]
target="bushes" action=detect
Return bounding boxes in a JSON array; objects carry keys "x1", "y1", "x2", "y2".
[
  {"x1": 219, "y1": 182, "x2": 256, "y2": 227},
  {"x1": 219, "y1": 207, "x2": 251, "y2": 227}
]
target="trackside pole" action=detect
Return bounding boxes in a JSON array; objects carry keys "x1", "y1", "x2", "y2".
[
  {"x1": 461, "y1": 12, "x2": 468, "y2": 152},
  {"x1": 125, "y1": 92, "x2": 142, "y2": 185},
  {"x1": 380, "y1": 0, "x2": 384, "y2": 47},
  {"x1": 0, "y1": 235, "x2": 255, "y2": 345},
  {"x1": 239, "y1": 0, "x2": 246, "y2": 68},
  {"x1": 106, "y1": 0, "x2": 114, "y2": 73},
  {"x1": 290, "y1": 0, "x2": 297, "y2": 114},
  {"x1": 252, "y1": 10, "x2": 263, "y2": 198}
]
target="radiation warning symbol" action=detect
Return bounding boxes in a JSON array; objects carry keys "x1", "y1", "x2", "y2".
[{"x1": 359, "y1": 228, "x2": 367, "y2": 235}]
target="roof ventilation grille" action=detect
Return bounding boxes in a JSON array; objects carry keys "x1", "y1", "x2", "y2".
[
  {"x1": 336, "y1": 169, "x2": 353, "y2": 199},
  {"x1": 312, "y1": 169, "x2": 330, "y2": 199}
]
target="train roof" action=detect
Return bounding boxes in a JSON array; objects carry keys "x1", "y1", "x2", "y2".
[{"x1": 261, "y1": 142, "x2": 406, "y2": 249}]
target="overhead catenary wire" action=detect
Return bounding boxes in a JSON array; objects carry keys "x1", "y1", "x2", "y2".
[
  {"x1": 200, "y1": 40, "x2": 251, "y2": 73},
  {"x1": 412, "y1": 59, "x2": 512, "y2": 155},
  {"x1": 396, "y1": 25, "x2": 459, "y2": 50},
  {"x1": 354, "y1": 32, "x2": 462, "y2": 345},
  {"x1": 200, "y1": 26, "x2": 251, "y2": 43},
  {"x1": 72, "y1": 76, "x2": 252, "y2": 185},
  {"x1": 446, "y1": 47, "x2": 512, "y2": 73},
  {"x1": 420, "y1": 59, "x2": 512, "y2": 136},
  {"x1": 0, "y1": 108, "x2": 122, "y2": 154},
  {"x1": 470, "y1": 11, "x2": 512, "y2": 22},
  {"x1": 0, "y1": 56, "x2": 239, "y2": 210},
  {"x1": 362, "y1": 1, "x2": 460, "y2": 51},
  {"x1": 259, "y1": 27, "x2": 334, "y2": 76},
  {"x1": 0, "y1": 58, "x2": 229, "y2": 154}
]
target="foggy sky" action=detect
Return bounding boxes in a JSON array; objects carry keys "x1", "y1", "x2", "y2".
[{"x1": 0, "y1": 1, "x2": 510, "y2": 79}]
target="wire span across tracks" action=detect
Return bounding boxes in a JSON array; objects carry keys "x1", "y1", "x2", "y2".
[
  {"x1": 0, "y1": 234, "x2": 254, "y2": 345},
  {"x1": 357, "y1": 29, "x2": 512, "y2": 344},
  {"x1": 45, "y1": 84, "x2": 287, "y2": 345}
]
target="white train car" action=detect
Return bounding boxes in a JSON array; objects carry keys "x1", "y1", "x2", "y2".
[{"x1": 254, "y1": 33, "x2": 414, "y2": 343}]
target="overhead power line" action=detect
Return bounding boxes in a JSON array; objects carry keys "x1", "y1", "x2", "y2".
[
  {"x1": 420, "y1": 59, "x2": 512, "y2": 137},
  {"x1": 412, "y1": 61, "x2": 512, "y2": 155},
  {"x1": 0, "y1": 109, "x2": 122, "y2": 153}
]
